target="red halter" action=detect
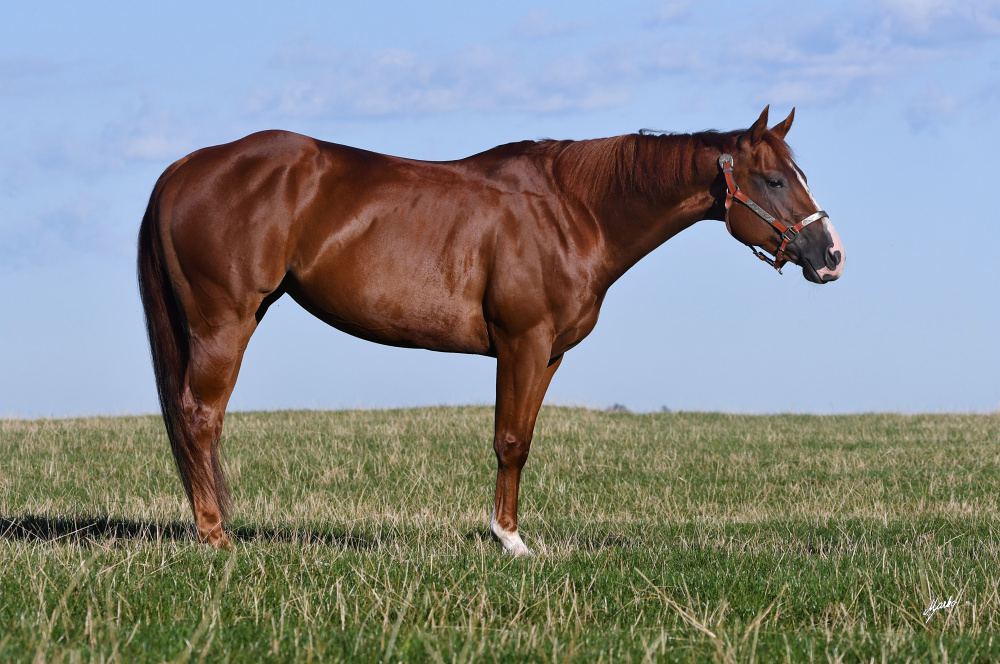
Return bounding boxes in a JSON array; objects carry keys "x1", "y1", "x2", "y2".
[{"x1": 718, "y1": 153, "x2": 827, "y2": 273}]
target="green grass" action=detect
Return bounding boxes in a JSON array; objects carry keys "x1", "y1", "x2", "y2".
[{"x1": 2, "y1": 407, "x2": 999, "y2": 662}]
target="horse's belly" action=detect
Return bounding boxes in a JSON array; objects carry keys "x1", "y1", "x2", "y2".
[
  {"x1": 289, "y1": 175, "x2": 503, "y2": 354},
  {"x1": 291, "y1": 259, "x2": 492, "y2": 355}
]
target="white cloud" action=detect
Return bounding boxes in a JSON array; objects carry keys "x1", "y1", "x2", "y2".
[
  {"x1": 243, "y1": 0, "x2": 1000, "y2": 129},
  {"x1": 511, "y1": 10, "x2": 591, "y2": 40},
  {"x1": 0, "y1": 195, "x2": 117, "y2": 266},
  {"x1": 725, "y1": 33, "x2": 909, "y2": 105},
  {"x1": 0, "y1": 57, "x2": 64, "y2": 96},
  {"x1": 904, "y1": 85, "x2": 966, "y2": 131},
  {"x1": 101, "y1": 100, "x2": 195, "y2": 163},
  {"x1": 250, "y1": 42, "x2": 636, "y2": 120},
  {"x1": 682, "y1": 0, "x2": 1000, "y2": 128},
  {"x1": 880, "y1": 0, "x2": 1000, "y2": 37},
  {"x1": 642, "y1": 1, "x2": 691, "y2": 26},
  {"x1": 875, "y1": 1, "x2": 1000, "y2": 58},
  {"x1": 5, "y1": 99, "x2": 197, "y2": 184}
]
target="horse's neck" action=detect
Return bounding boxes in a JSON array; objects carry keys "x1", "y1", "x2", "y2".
[{"x1": 557, "y1": 134, "x2": 726, "y2": 287}]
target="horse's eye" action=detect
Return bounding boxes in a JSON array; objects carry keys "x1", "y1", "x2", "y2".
[{"x1": 767, "y1": 179, "x2": 784, "y2": 189}]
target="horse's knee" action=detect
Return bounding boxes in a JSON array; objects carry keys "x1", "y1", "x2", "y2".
[{"x1": 494, "y1": 431, "x2": 531, "y2": 468}]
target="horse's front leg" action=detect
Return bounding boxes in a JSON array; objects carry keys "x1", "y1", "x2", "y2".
[{"x1": 490, "y1": 329, "x2": 563, "y2": 556}]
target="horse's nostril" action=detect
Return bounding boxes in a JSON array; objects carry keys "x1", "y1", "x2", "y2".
[{"x1": 825, "y1": 249, "x2": 841, "y2": 271}]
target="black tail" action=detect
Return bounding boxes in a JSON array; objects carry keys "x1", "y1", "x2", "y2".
[{"x1": 137, "y1": 170, "x2": 231, "y2": 519}]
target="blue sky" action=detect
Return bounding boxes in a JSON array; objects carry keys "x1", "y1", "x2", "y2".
[{"x1": 2, "y1": 0, "x2": 999, "y2": 417}]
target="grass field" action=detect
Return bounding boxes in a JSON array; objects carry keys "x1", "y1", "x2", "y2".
[{"x1": 2, "y1": 407, "x2": 999, "y2": 662}]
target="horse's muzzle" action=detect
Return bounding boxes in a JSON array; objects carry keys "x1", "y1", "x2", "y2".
[
  {"x1": 798, "y1": 219, "x2": 844, "y2": 284},
  {"x1": 815, "y1": 219, "x2": 845, "y2": 282}
]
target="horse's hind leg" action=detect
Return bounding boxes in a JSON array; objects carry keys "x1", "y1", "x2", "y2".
[{"x1": 180, "y1": 318, "x2": 255, "y2": 547}]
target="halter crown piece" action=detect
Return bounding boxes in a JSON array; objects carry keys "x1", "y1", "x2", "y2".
[{"x1": 718, "y1": 153, "x2": 828, "y2": 274}]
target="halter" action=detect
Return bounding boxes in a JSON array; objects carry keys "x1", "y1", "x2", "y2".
[{"x1": 718, "y1": 153, "x2": 827, "y2": 274}]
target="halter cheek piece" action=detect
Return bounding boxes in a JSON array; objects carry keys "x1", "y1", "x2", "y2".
[{"x1": 718, "y1": 153, "x2": 828, "y2": 274}]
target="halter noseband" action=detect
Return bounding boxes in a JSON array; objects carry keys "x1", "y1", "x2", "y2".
[{"x1": 718, "y1": 153, "x2": 827, "y2": 274}]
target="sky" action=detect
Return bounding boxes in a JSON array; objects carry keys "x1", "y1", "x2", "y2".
[{"x1": 2, "y1": 0, "x2": 999, "y2": 417}]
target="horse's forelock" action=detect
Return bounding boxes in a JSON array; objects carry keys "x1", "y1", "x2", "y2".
[{"x1": 760, "y1": 131, "x2": 796, "y2": 165}]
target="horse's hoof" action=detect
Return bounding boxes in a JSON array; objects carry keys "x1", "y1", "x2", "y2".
[
  {"x1": 505, "y1": 540, "x2": 535, "y2": 557},
  {"x1": 198, "y1": 527, "x2": 233, "y2": 549},
  {"x1": 490, "y1": 515, "x2": 534, "y2": 557}
]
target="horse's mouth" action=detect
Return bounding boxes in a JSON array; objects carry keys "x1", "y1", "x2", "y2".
[
  {"x1": 779, "y1": 245, "x2": 824, "y2": 284},
  {"x1": 785, "y1": 241, "x2": 840, "y2": 284},
  {"x1": 802, "y1": 260, "x2": 825, "y2": 284},
  {"x1": 801, "y1": 257, "x2": 843, "y2": 284}
]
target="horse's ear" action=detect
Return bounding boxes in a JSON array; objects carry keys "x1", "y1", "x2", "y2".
[
  {"x1": 740, "y1": 105, "x2": 770, "y2": 148},
  {"x1": 770, "y1": 107, "x2": 795, "y2": 141}
]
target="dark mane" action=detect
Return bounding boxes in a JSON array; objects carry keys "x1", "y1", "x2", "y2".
[
  {"x1": 544, "y1": 130, "x2": 739, "y2": 202},
  {"x1": 461, "y1": 125, "x2": 796, "y2": 206},
  {"x1": 546, "y1": 127, "x2": 802, "y2": 204}
]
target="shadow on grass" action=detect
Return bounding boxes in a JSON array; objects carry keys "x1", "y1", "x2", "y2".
[
  {"x1": 0, "y1": 512, "x2": 376, "y2": 549},
  {"x1": 560, "y1": 533, "x2": 642, "y2": 550}
]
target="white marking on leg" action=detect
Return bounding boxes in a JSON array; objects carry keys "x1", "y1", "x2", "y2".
[{"x1": 490, "y1": 510, "x2": 534, "y2": 557}]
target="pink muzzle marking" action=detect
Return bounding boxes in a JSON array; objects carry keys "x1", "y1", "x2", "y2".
[{"x1": 817, "y1": 219, "x2": 845, "y2": 280}]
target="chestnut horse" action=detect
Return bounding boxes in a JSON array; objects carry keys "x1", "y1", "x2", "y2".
[{"x1": 138, "y1": 106, "x2": 844, "y2": 555}]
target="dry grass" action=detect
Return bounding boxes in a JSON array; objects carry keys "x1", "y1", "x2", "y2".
[{"x1": 1, "y1": 407, "x2": 999, "y2": 661}]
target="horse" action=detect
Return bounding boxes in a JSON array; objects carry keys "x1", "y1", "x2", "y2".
[{"x1": 137, "y1": 106, "x2": 844, "y2": 555}]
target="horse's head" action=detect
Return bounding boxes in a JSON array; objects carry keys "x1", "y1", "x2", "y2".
[{"x1": 722, "y1": 106, "x2": 845, "y2": 283}]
